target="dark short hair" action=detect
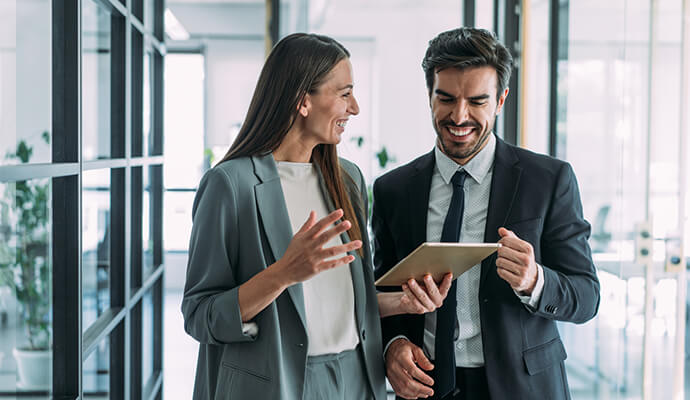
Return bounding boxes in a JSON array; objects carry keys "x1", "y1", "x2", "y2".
[{"x1": 422, "y1": 27, "x2": 513, "y2": 100}]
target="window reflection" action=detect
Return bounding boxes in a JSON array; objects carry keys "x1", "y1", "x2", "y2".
[
  {"x1": 0, "y1": 0, "x2": 52, "y2": 166},
  {"x1": 82, "y1": 0, "x2": 112, "y2": 161},
  {"x1": 83, "y1": 337, "x2": 109, "y2": 398},
  {"x1": 143, "y1": 166, "x2": 155, "y2": 277},
  {"x1": 0, "y1": 179, "x2": 52, "y2": 395},
  {"x1": 82, "y1": 169, "x2": 111, "y2": 331},
  {"x1": 142, "y1": 291, "x2": 154, "y2": 387}
]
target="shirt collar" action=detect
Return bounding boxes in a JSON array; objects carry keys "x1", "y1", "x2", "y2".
[{"x1": 434, "y1": 133, "x2": 496, "y2": 185}]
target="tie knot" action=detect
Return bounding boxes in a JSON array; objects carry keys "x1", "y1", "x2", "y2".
[{"x1": 451, "y1": 170, "x2": 467, "y2": 187}]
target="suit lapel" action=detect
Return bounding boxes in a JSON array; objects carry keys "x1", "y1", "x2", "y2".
[
  {"x1": 408, "y1": 151, "x2": 436, "y2": 249},
  {"x1": 252, "y1": 154, "x2": 308, "y2": 332},
  {"x1": 481, "y1": 137, "x2": 522, "y2": 288},
  {"x1": 314, "y1": 164, "x2": 366, "y2": 329}
]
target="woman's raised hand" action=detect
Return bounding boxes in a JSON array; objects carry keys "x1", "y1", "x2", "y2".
[{"x1": 276, "y1": 209, "x2": 362, "y2": 286}]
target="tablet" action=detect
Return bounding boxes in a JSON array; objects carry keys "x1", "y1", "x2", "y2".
[{"x1": 374, "y1": 242, "x2": 501, "y2": 287}]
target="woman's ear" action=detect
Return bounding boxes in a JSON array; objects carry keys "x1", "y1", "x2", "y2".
[{"x1": 298, "y1": 94, "x2": 311, "y2": 117}]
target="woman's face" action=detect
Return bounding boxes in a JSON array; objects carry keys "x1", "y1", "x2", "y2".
[{"x1": 302, "y1": 59, "x2": 360, "y2": 145}]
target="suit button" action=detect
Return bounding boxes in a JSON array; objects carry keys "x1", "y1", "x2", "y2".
[
  {"x1": 362, "y1": 330, "x2": 366, "y2": 340},
  {"x1": 482, "y1": 298, "x2": 488, "y2": 303},
  {"x1": 551, "y1": 306, "x2": 558, "y2": 314},
  {"x1": 297, "y1": 343, "x2": 304, "y2": 347}
]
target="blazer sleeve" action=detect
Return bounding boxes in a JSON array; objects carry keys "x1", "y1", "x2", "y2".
[
  {"x1": 371, "y1": 178, "x2": 416, "y2": 347},
  {"x1": 532, "y1": 163, "x2": 601, "y2": 323},
  {"x1": 181, "y1": 167, "x2": 256, "y2": 345}
]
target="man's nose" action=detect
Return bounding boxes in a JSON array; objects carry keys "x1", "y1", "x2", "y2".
[{"x1": 450, "y1": 101, "x2": 469, "y2": 124}]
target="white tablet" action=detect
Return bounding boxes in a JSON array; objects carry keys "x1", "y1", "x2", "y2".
[{"x1": 374, "y1": 242, "x2": 501, "y2": 287}]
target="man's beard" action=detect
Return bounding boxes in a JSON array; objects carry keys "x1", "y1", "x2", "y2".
[{"x1": 435, "y1": 119, "x2": 493, "y2": 161}]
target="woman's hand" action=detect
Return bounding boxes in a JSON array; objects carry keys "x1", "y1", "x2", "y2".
[
  {"x1": 275, "y1": 209, "x2": 362, "y2": 287},
  {"x1": 238, "y1": 209, "x2": 361, "y2": 322},
  {"x1": 378, "y1": 273, "x2": 453, "y2": 318}
]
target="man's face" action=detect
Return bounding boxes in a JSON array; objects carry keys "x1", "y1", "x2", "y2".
[{"x1": 430, "y1": 66, "x2": 508, "y2": 165}]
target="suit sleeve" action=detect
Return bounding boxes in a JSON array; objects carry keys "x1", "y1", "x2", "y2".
[
  {"x1": 181, "y1": 168, "x2": 256, "y2": 345},
  {"x1": 532, "y1": 163, "x2": 601, "y2": 323},
  {"x1": 372, "y1": 178, "x2": 415, "y2": 347}
]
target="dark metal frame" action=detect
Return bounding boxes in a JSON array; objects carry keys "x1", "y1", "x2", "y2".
[
  {"x1": 0, "y1": 0, "x2": 165, "y2": 398},
  {"x1": 494, "y1": 0, "x2": 520, "y2": 145},
  {"x1": 548, "y1": 0, "x2": 569, "y2": 157}
]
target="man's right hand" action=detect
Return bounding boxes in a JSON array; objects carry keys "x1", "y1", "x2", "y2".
[{"x1": 385, "y1": 338, "x2": 435, "y2": 399}]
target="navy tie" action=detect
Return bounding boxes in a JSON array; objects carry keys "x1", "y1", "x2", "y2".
[{"x1": 434, "y1": 170, "x2": 467, "y2": 398}]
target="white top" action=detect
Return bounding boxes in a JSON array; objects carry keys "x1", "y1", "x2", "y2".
[
  {"x1": 276, "y1": 161, "x2": 360, "y2": 356},
  {"x1": 423, "y1": 134, "x2": 544, "y2": 366}
]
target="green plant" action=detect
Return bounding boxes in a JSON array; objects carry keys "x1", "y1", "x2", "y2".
[{"x1": 0, "y1": 132, "x2": 51, "y2": 351}]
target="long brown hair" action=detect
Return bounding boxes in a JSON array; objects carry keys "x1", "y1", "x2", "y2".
[{"x1": 217, "y1": 33, "x2": 364, "y2": 252}]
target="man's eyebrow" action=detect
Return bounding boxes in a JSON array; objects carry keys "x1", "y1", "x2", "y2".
[
  {"x1": 468, "y1": 94, "x2": 490, "y2": 101},
  {"x1": 434, "y1": 89, "x2": 455, "y2": 98},
  {"x1": 338, "y1": 84, "x2": 354, "y2": 90}
]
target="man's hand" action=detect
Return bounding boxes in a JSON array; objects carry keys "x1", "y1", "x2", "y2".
[
  {"x1": 496, "y1": 227, "x2": 538, "y2": 295},
  {"x1": 385, "y1": 338, "x2": 435, "y2": 399}
]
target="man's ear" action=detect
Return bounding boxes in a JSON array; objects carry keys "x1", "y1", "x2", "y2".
[
  {"x1": 495, "y1": 88, "x2": 509, "y2": 115},
  {"x1": 298, "y1": 94, "x2": 311, "y2": 117}
]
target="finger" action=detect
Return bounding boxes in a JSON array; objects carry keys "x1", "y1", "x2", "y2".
[
  {"x1": 498, "y1": 227, "x2": 517, "y2": 238},
  {"x1": 498, "y1": 233, "x2": 532, "y2": 254},
  {"x1": 401, "y1": 284, "x2": 427, "y2": 314},
  {"x1": 496, "y1": 257, "x2": 524, "y2": 275},
  {"x1": 496, "y1": 266, "x2": 521, "y2": 288},
  {"x1": 497, "y1": 246, "x2": 530, "y2": 266},
  {"x1": 315, "y1": 219, "x2": 352, "y2": 247},
  {"x1": 296, "y1": 211, "x2": 317, "y2": 234},
  {"x1": 318, "y1": 254, "x2": 355, "y2": 271},
  {"x1": 407, "y1": 278, "x2": 437, "y2": 310},
  {"x1": 438, "y1": 273, "x2": 453, "y2": 297},
  {"x1": 396, "y1": 357, "x2": 434, "y2": 397},
  {"x1": 319, "y1": 240, "x2": 362, "y2": 259},
  {"x1": 412, "y1": 345, "x2": 435, "y2": 372},
  {"x1": 421, "y1": 274, "x2": 443, "y2": 305},
  {"x1": 306, "y1": 209, "x2": 344, "y2": 238}
]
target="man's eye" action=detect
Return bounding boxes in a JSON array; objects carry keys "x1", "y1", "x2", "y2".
[
  {"x1": 342, "y1": 92, "x2": 351, "y2": 98},
  {"x1": 471, "y1": 101, "x2": 487, "y2": 106},
  {"x1": 439, "y1": 98, "x2": 454, "y2": 103}
]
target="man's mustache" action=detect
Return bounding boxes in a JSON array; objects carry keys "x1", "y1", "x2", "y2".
[{"x1": 440, "y1": 120, "x2": 480, "y2": 129}]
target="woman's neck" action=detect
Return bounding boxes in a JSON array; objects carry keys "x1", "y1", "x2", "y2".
[{"x1": 273, "y1": 128, "x2": 316, "y2": 163}]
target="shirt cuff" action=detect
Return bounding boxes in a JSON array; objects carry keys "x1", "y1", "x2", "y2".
[
  {"x1": 241, "y1": 322, "x2": 259, "y2": 338},
  {"x1": 384, "y1": 335, "x2": 409, "y2": 361},
  {"x1": 514, "y1": 263, "x2": 544, "y2": 309}
]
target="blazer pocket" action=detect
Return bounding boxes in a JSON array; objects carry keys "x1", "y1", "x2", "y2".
[
  {"x1": 523, "y1": 337, "x2": 567, "y2": 376},
  {"x1": 216, "y1": 362, "x2": 272, "y2": 399}
]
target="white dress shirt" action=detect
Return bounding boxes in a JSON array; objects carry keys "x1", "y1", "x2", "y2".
[{"x1": 276, "y1": 161, "x2": 360, "y2": 356}]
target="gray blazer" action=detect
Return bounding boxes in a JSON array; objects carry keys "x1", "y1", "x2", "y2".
[{"x1": 182, "y1": 153, "x2": 386, "y2": 400}]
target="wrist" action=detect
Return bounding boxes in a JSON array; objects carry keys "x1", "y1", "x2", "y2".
[{"x1": 265, "y1": 261, "x2": 290, "y2": 292}]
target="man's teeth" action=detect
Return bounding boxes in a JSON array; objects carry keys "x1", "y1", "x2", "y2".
[
  {"x1": 448, "y1": 127, "x2": 473, "y2": 137},
  {"x1": 336, "y1": 121, "x2": 347, "y2": 128}
]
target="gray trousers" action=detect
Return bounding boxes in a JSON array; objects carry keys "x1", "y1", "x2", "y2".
[{"x1": 303, "y1": 345, "x2": 373, "y2": 400}]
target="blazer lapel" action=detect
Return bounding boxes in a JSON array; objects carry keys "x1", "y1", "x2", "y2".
[
  {"x1": 481, "y1": 137, "x2": 522, "y2": 288},
  {"x1": 408, "y1": 151, "x2": 436, "y2": 249},
  {"x1": 252, "y1": 154, "x2": 308, "y2": 332},
  {"x1": 314, "y1": 164, "x2": 366, "y2": 329}
]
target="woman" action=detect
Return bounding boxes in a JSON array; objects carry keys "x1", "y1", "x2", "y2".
[{"x1": 182, "y1": 33, "x2": 452, "y2": 400}]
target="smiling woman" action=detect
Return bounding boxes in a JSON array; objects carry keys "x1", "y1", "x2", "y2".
[{"x1": 181, "y1": 33, "x2": 450, "y2": 400}]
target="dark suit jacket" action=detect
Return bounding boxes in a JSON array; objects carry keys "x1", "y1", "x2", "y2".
[
  {"x1": 182, "y1": 154, "x2": 386, "y2": 399},
  {"x1": 372, "y1": 136, "x2": 600, "y2": 400}
]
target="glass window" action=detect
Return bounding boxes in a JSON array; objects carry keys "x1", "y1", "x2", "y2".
[
  {"x1": 0, "y1": 0, "x2": 52, "y2": 165},
  {"x1": 82, "y1": 169, "x2": 111, "y2": 330},
  {"x1": 0, "y1": 179, "x2": 52, "y2": 395},
  {"x1": 142, "y1": 290, "x2": 154, "y2": 389},
  {"x1": 143, "y1": 166, "x2": 155, "y2": 277},
  {"x1": 82, "y1": 0, "x2": 112, "y2": 160},
  {"x1": 83, "y1": 337, "x2": 109, "y2": 398},
  {"x1": 144, "y1": 50, "x2": 153, "y2": 156}
]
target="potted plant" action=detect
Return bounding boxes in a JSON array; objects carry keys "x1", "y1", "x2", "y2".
[{"x1": 0, "y1": 132, "x2": 52, "y2": 390}]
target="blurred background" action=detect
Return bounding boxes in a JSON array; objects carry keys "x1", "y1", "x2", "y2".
[{"x1": 1, "y1": 0, "x2": 689, "y2": 399}]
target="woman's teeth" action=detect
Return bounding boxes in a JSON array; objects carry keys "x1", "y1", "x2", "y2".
[{"x1": 336, "y1": 120, "x2": 347, "y2": 128}]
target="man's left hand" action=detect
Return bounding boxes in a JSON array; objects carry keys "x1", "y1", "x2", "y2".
[{"x1": 496, "y1": 227, "x2": 538, "y2": 295}]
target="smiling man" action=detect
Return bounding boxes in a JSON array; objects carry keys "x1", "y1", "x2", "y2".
[{"x1": 372, "y1": 28, "x2": 600, "y2": 400}]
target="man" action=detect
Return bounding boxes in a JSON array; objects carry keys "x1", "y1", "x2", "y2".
[{"x1": 372, "y1": 27, "x2": 600, "y2": 400}]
